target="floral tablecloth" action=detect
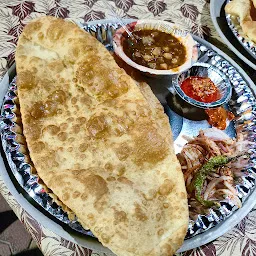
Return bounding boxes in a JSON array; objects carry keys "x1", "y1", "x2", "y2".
[{"x1": 0, "y1": 0, "x2": 255, "y2": 255}]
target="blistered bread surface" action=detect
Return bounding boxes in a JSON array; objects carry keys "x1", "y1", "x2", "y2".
[{"x1": 15, "y1": 16, "x2": 188, "y2": 256}]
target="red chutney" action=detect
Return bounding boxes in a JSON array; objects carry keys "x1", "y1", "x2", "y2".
[
  {"x1": 205, "y1": 107, "x2": 235, "y2": 130},
  {"x1": 180, "y1": 76, "x2": 221, "y2": 103}
]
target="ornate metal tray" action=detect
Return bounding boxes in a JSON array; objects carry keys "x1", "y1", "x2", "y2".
[
  {"x1": 225, "y1": 0, "x2": 256, "y2": 60},
  {"x1": 0, "y1": 20, "x2": 256, "y2": 251},
  {"x1": 210, "y1": 0, "x2": 256, "y2": 70}
]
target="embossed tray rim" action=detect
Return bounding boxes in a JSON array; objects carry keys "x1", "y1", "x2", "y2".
[
  {"x1": 225, "y1": 0, "x2": 256, "y2": 60},
  {"x1": 210, "y1": 0, "x2": 256, "y2": 70},
  {"x1": 0, "y1": 20, "x2": 255, "y2": 254}
]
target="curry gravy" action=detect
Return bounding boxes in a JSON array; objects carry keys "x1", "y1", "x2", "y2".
[{"x1": 123, "y1": 29, "x2": 186, "y2": 70}]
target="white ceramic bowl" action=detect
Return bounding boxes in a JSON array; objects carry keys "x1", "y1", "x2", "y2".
[{"x1": 113, "y1": 19, "x2": 197, "y2": 75}]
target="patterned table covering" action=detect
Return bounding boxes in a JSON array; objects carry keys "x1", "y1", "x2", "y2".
[{"x1": 0, "y1": 0, "x2": 255, "y2": 255}]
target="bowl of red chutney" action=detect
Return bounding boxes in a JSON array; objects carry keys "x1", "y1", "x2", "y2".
[{"x1": 172, "y1": 62, "x2": 232, "y2": 109}]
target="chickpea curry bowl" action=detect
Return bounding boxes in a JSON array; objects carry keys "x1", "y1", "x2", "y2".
[{"x1": 113, "y1": 20, "x2": 197, "y2": 75}]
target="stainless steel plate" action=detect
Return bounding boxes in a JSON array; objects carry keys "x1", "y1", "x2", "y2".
[
  {"x1": 210, "y1": 0, "x2": 256, "y2": 70},
  {"x1": 1, "y1": 20, "x2": 256, "y2": 252},
  {"x1": 225, "y1": 0, "x2": 256, "y2": 60}
]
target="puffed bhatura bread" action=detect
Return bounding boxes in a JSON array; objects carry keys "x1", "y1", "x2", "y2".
[
  {"x1": 15, "y1": 16, "x2": 188, "y2": 256},
  {"x1": 225, "y1": 0, "x2": 256, "y2": 42}
]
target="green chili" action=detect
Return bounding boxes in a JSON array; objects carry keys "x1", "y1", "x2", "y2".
[{"x1": 188, "y1": 154, "x2": 245, "y2": 208}]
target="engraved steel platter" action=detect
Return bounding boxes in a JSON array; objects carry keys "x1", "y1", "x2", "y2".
[
  {"x1": 210, "y1": 0, "x2": 256, "y2": 70},
  {"x1": 0, "y1": 20, "x2": 256, "y2": 250},
  {"x1": 225, "y1": 2, "x2": 256, "y2": 60}
]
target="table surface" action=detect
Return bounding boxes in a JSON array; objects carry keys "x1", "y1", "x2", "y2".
[{"x1": 0, "y1": 0, "x2": 255, "y2": 256}]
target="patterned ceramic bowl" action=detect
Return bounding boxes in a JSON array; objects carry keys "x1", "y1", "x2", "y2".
[
  {"x1": 113, "y1": 20, "x2": 197, "y2": 75},
  {"x1": 172, "y1": 62, "x2": 232, "y2": 109}
]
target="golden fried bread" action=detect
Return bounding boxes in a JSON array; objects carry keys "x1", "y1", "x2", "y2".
[
  {"x1": 15, "y1": 16, "x2": 188, "y2": 256},
  {"x1": 225, "y1": 0, "x2": 256, "y2": 42},
  {"x1": 225, "y1": 0, "x2": 251, "y2": 21}
]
